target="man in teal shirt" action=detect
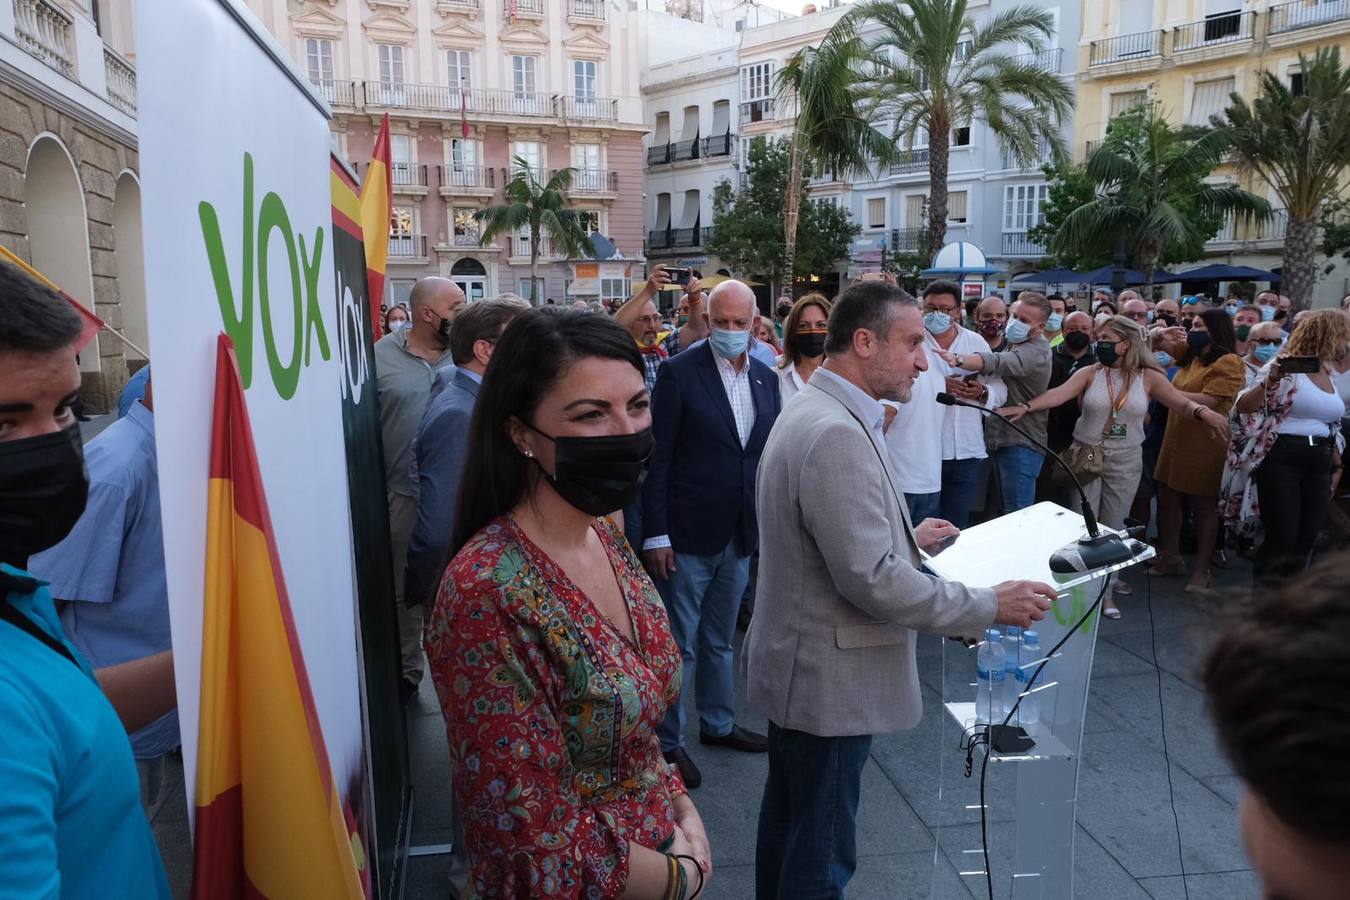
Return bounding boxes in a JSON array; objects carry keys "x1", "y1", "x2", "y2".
[{"x1": 0, "y1": 260, "x2": 170, "y2": 899}]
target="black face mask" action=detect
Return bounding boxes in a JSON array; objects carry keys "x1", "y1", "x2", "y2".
[
  {"x1": 1157, "y1": 313, "x2": 1178, "y2": 327},
  {"x1": 1063, "y1": 331, "x2": 1092, "y2": 352},
  {"x1": 526, "y1": 424, "x2": 654, "y2": 517},
  {"x1": 0, "y1": 423, "x2": 89, "y2": 567},
  {"x1": 796, "y1": 332, "x2": 827, "y2": 359},
  {"x1": 436, "y1": 314, "x2": 452, "y2": 343}
]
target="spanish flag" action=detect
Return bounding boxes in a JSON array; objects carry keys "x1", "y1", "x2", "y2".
[
  {"x1": 358, "y1": 113, "x2": 392, "y2": 338},
  {"x1": 191, "y1": 334, "x2": 364, "y2": 899}
]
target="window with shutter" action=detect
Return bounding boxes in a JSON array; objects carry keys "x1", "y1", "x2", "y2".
[{"x1": 948, "y1": 191, "x2": 968, "y2": 223}]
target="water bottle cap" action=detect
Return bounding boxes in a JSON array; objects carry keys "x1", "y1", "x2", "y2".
[
  {"x1": 1006, "y1": 625, "x2": 1021, "y2": 636},
  {"x1": 985, "y1": 628, "x2": 1001, "y2": 640},
  {"x1": 1023, "y1": 629, "x2": 1039, "y2": 643}
]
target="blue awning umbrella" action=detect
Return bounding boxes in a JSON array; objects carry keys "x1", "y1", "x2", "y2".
[
  {"x1": 1076, "y1": 266, "x2": 1182, "y2": 285},
  {"x1": 1013, "y1": 268, "x2": 1084, "y2": 283},
  {"x1": 1174, "y1": 263, "x2": 1279, "y2": 282}
]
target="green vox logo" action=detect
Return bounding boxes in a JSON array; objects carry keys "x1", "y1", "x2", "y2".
[
  {"x1": 1052, "y1": 581, "x2": 1099, "y2": 635},
  {"x1": 199, "y1": 152, "x2": 331, "y2": 400}
]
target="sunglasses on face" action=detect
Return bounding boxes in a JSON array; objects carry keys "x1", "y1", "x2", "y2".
[{"x1": 1253, "y1": 338, "x2": 1282, "y2": 347}]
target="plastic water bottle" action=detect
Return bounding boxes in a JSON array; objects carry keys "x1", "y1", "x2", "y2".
[
  {"x1": 1001, "y1": 626, "x2": 1022, "y2": 718},
  {"x1": 976, "y1": 628, "x2": 1006, "y2": 726},
  {"x1": 1017, "y1": 630, "x2": 1042, "y2": 733}
]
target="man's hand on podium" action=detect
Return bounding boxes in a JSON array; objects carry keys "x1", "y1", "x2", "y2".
[
  {"x1": 914, "y1": 517, "x2": 960, "y2": 551},
  {"x1": 991, "y1": 580, "x2": 1057, "y2": 630}
]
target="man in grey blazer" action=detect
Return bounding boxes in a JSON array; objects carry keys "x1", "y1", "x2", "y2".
[{"x1": 745, "y1": 280, "x2": 1057, "y2": 898}]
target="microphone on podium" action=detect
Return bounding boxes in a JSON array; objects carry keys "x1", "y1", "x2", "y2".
[{"x1": 935, "y1": 391, "x2": 1135, "y2": 573}]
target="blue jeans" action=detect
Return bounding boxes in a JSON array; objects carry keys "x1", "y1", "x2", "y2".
[
  {"x1": 994, "y1": 445, "x2": 1045, "y2": 514},
  {"x1": 657, "y1": 545, "x2": 750, "y2": 751},
  {"x1": 756, "y1": 723, "x2": 872, "y2": 900},
  {"x1": 904, "y1": 491, "x2": 940, "y2": 523},
  {"x1": 939, "y1": 457, "x2": 984, "y2": 528}
]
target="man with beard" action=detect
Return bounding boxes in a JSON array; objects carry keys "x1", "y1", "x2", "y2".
[{"x1": 0, "y1": 261, "x2": 171, "y2": 898}]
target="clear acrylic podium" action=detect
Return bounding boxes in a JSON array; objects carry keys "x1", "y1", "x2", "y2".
[{"x1": 921, "y1": 502, "x2": 1154, "y2": 899}]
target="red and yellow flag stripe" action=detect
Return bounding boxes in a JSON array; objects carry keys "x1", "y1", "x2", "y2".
[
  {"x1": 358, "y1": 113, "x2": 391, "y2": 338},
  {"x1": 191, "y1": 334, "x2": 363, "y2": 899}
]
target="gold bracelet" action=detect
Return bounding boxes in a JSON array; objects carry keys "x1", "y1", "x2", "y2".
[{"x1": 664, "y1": 853, "x2": 680, "y2": 900}]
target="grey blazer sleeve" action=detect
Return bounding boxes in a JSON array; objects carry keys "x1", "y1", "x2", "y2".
[{"x1": 798, "y1": 422, "x2": 997, "y2": 636}]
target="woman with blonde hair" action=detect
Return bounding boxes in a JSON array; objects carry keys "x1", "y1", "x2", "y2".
[
  {"x1": 775, "y1": 292, "x2": 832, "y2": 404},
  {"x1": 1000, "y1": 316, "x2": 1229, "y2": 616},
  {"x1": 1222, "y1": 309, "x2": 1350, "y2": 582}
]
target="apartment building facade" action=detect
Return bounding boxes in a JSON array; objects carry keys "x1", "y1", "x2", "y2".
[
  {"x1": 643, "y1": 0, "x2": 1083, "y2": 299},
  {"x1": 250, "y1": 0, "x2": 650, "y2": 308},
  {"x1": 1077, "y1": 0, "x2": 1350, "y2": 303},
  {"x1": 0, "y1": 0, "x2": 143, "y2": 411}
]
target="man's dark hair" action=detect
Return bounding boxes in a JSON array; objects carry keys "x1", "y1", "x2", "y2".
[
  {"x1": 449, "y1": 297, "x2": 530, "y2": 366},
  {"x1": 922, "y1": 280, "x2": 961, "y2": 305},
  {"x1": 825, "y1": 280, "x2": 917, "y2": 356},
  {"x1": 1205, "y1": 552, "x2": 1350, "y2": 843},
  {"x1": 0, "y1": 260, "x2": 83, "y2": 354}
]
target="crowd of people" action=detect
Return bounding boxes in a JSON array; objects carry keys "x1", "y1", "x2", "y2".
[{"x1": 3, "y1": 254, "x2": 1350, "y2": 899}]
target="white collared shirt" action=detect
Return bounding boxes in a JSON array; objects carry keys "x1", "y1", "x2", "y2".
[
  {"x1": 882, "y1": 366, "x2": 945, "y2": 494},
  {"x1": 813, "y1": 366, "x2": 887, "y2": 444},
  {"x1": 715, "y1": 351, "x2": 755, "y2": 447},
  {"x1": 924, "y1": 327, "x2": 1007, "y2": 461},
  {"x1": 775, "y1": 356, "x2": 812, "y2": 406}
]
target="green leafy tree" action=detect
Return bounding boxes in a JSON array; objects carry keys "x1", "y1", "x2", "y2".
[
  {"x1": 1216, "y1": 48, "x2": 1350, "y2": 309},
  {"x1": 475, "y1": 158, "x2": 594, "y2": 305},
  {"x1": 841, "y1": 0, "x2": 1073, "y2": 263},
  {"x1": 1031, "y1": 109, "x2": 1235, "y2": 275},
  {"x1": 707, "y1": 139, "x2": 860, "y2": 290},
  {"x1": 1051, "y1": 104, "x2": 1269, "y2": 293},
  {"x1": 776, "y1": 30, "x2": 893, "y2": 292}
]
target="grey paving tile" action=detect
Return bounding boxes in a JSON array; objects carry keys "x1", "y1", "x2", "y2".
[
  {"x1": 1200, "y1": 775, "x2": 1244, "y2": 808},
  {"x1": 1076, "y1": 730, "x2": 1250, "y2": 878},
  {"x1": 1091, "y1": 635, "x2": 1164, "y2": 678},
  {"x1": 708, "y1": 851, "x2": 974, "y2": 900},
  {"x1": 1138, "y1": 870, "x2": 1260, "y2": 899},
  {"x1": 408, "y1": 703, "x2": 455, "y2": 838},
  {"x1": 1088, "y1": 671, "x2": 1234, "y2": 780},
  {"x1": 404, "y1": 852, "x2": 454, "y2": 900},
  {"x1": 1102, "y1": 625, "x2": 1215, "y2": 691}
]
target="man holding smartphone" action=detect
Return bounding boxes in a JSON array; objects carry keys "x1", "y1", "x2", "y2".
[{"x1": 615, "y1": 264, "x2": 710, "y2": 391}]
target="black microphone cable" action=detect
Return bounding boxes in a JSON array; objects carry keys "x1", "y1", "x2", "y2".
[
  {"x1": 1144, "y1": 566, "x2": 1190, "y2": 900},
  {"x1": 967, "y1": 575, "x2": 1110, "y2": 900}
]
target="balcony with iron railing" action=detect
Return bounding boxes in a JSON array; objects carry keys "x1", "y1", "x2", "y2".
[
  {"x1": 647, "y1": 143, "x2": 673, "y2": 166},
  {"x1": 888, "y1": 228, "x2": 930, "y2": 254},
  {"x1": 562, "y1": 168, "x2": 619, "y2": 194},
  {"x1": 1012, "y1": 47, "x2": 1064, "y2": 73},
  {"x1": 671, "y1": 138, "x2": 701, "y2": 162},
  {"x1": 1269, "y1": 0, "x2": 1350, "y2": 35},
  {"x1": 506, "y1": 0, "x2": 544, "y2": 20},
  {"x1": 701, "y1": 132, "x2": 735, "y2": 158},
  {"x1": 1206, "y1": 214, "x2": 1238, "y2": 246},
  {"x1": 438, "y1": 164, "x2": 496, "y2": 193},
  {"x1": 436, "y1": 0, "x2": 479, "y2": 12},
  {"x1": 311, "y1": 79, "x2": 357, "y2": 108},
  {"x1": 1250, "y1": 208, "x2": 1288, "y2": 244},
  {"x1": 388, "y1": 234, "x2": 428, "y2": 259},
  {"x1": 740, "y1": 98, "x2": 776, "y2": 123},
  {"x1": 508, "y1": 234, "x2": 557, "y2": 259},
  {"x1": 103, "y1": 45, "x2": 136, "y2": 115},
  {"x1": 364, "y1": 82, "x2": 554, "y2": 117},
  {"x1": 447, "y1": 231, "x2": 483, "y2": 247},
  {"x1": 1088, "y1": 29, "x2": 1164, "y2": 68},
  {"x1": 889, "y1": 147, "x2": 930, "y2": 175},
  {"x1": 1085, "y1": 139, "x2": 1102, "y2": 158},
  {"x1": 391, "y1": 163, "x2": 429, "y2": 190},
  {"x1": 647, "y1": 226, "x2": 711, "y2": 251},
  {"x1": 1173, "y1": 11, "x2": 1255, "y2": 53},
  {"x1": 558, "y1": 95, "x2": 619, "y2": 121},
  {"x1": 568, "y1": 0, "x2": 605, "y2": 21},
  {"x1": 1001, "y1": 232, "x2": 1045, "y2": 257}
]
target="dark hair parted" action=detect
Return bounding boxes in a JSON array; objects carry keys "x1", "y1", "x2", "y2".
[
  {"x1": 0, "y1": 260, "x2": 83, "y2": 354},
  {"x1": 1179, "y1": 307, "x2": 1238, "y2": 367},
  {"x1": 448, "y1": 296, "x2": 530, "y2": 366},
  {"x1": 824, "y1": 280, "x2": 917, "y2": 356},
  {"x1": 450, "y1": 308, "x2": 643, "y2": 555},
  {"x1": 1204, "y1": 551, "x2": 1350, "y2": 843}
]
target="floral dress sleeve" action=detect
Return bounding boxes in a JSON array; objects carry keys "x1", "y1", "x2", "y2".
[{"x1": 425, "y1": 543, "x2": 632, "y2": 898}]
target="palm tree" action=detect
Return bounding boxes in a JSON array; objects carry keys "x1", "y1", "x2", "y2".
[
  {"x1": 843, "y1": 0, "x2": 1073, "y2": 262},
  {"x1": 475, "y1": 158, "x2": 594, "y2": 305},
  {"x1": 1054, "y1": 104, "x2": 1270, "y2": 294},
  {"x1": 776, "y1": 30, "x2": 894, "y2": 296},
  {"x1": 1214, "y1": 47, "x2": 1350, "y2": 311}
]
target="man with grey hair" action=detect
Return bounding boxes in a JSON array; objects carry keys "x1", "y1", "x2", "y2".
[
  {"x1": 940, "y1": 291, "x2": 1054, "y2": 512},
  {"x1": 643, "y1": 280, "x2": 782, "y2": 788},
  {"x1": 373, "y1": 276, "x2": 464, "y2": 702},
  {"x1": 748, "y1": 279, "x2": 1056, "y2": 896}
]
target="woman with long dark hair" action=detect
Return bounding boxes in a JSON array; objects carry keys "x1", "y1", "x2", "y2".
[
  {"x1": 1151, "y1": 307, "x2": 1246, "y2": 591},
  {"x1": 774, "y1": 292, "x2": 832, "y2": 404},
  {"x1": 426, "y1": 309, "x2": 711, "y2": 899}
]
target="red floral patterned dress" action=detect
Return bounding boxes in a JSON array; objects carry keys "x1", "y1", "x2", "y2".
[{"x1": 424, "y1": 515, "x2": 687, "y2": 898}]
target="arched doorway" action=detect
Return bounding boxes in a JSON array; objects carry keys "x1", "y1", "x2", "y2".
[
  {"x1": 451, "y1": 257, "x2": 487, "y2": 302},
  {"x1": 25, "y1": 135, "x2": 98, "y2": 371},
  {"x1": 113, "y1": 171, "x2": 148, "y2": 369}
]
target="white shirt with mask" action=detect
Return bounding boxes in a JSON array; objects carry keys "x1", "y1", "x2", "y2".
[{"x1": 925, "y1": 327, "x2": 1007, "y2": 461}]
